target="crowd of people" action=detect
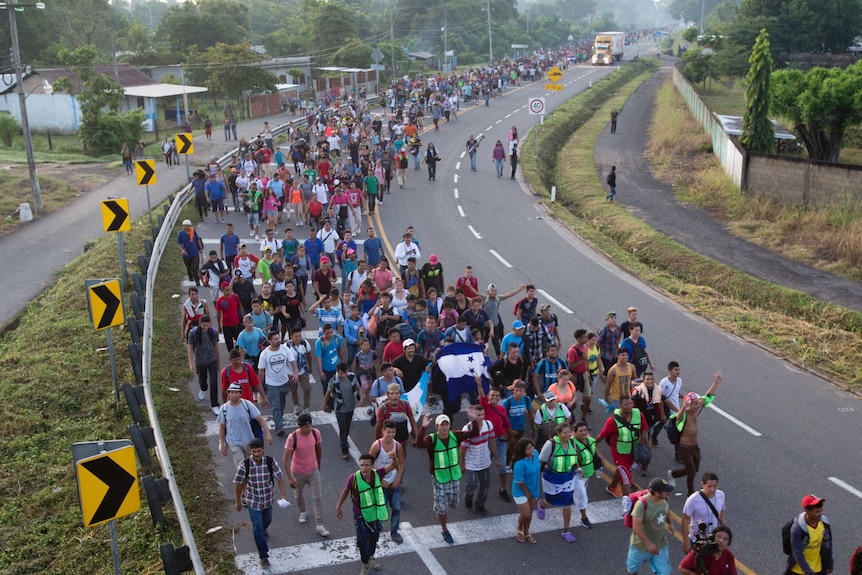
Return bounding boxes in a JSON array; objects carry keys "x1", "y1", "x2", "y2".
[{"x1": 175, "y1": 60, "x2": 853, "y2": 575}]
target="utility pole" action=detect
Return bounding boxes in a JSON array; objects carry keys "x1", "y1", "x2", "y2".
[
  {"x1": 7, "y1": 0, "x2": 43, "y2": 212},
  {"x1": 443, "y1": 10, "x2": 448, "y2": 71},
  {"x1": 390, "y1": 8, "x2": 395, "y2": 82},
  {"x1": 486, "y1": 0, "x2": 493, "y2": 63}
]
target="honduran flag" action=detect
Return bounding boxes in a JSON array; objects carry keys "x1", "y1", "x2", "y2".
[{"x1": 436, "y1": 342, "x2": 491, "y2": 399}]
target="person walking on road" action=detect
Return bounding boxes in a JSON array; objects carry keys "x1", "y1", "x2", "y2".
[
  {"x1": 423, "y1": 143, "x2": 441, "y2": 181},
  {"x1": 368, "y1": 419, "x2": 407, "y2": 545},
  {"x1": 283, "y1": 412, "x2": 331, "y2": 538},
  {"x1": 177, "y1": 219, "x2": 204, "y2": 285},
  {"x1": 626, "y1": 477, "x2": 675, "y2": 575},
  {"x1": 666, "y1": 373, "x2": 722, "y2": 495},
  {"x1": 335, "y1": 452, "x2": 401, "y2": 575},
  {"x1": 493, "y1": 140, "x2": 506, "y2": 177},
  {"x1": 218, "y1": 383, "x2": 271, "y2": 467},
  {"x1": 783, "y1": 495, "x2": 832, "y2": 575},
  {"x1": 611, "y1": 107, "x2": 619, "y2": 134},
  {"x1": 510, "y1": 144, "x2": 519, "y2": 180},
  {"x1": 465, "y1": 134, "x2": 480, "y2": 172},
  {"x1": 233, "y1": 437, "x2": 289, "y2": 569},
  {"x1": 681, "y1": 471, "x2": 726, "y2": 554},
  {"x1": 187, "y1": 315, "x2": 220, "y2": 415},
  {"x1": 606, "y1": 165, "x2": 617, "y2": 201}
]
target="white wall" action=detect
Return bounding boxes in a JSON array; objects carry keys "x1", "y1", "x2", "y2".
[{"x1": 0, "y1": 93, "x2": 81, "y2": 133}]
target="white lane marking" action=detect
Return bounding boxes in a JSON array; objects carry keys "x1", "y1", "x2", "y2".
[
  {"x1": 467, "y1": 225, "x2": 482, "y2": 239},
  {"x1": 460, "y1": 151, "x2": 466, "y2": 158},
  {"x1": 454, "y1": 188, "x2": 459, "y2": 199},
  {"x1": 455, "y1": 161, "x2": 461, "y2": 170},
  {"x1": 454, "y1": 174, "x2": 459, "y2": 184},
  {"x1": 486, "y1": 125, "x2": 494, "y2": 131},
  {"x1": 536, "y1": 288, "x2": 574, "y2": 314},
  {"x1": 495, "y1": 120, "x2": 502, "y2": 124},
  {"x1": 234, "y1": 500, "x2": 623, "y2": 574},
  {"x1": 708, "y1": 404, "x2": 763, "y2": 437},
  {"x1": 401, "y1": 522, "x2": 447, "y2": 575},
  {"x1": 457, "y1": 205, "x2": 466, "y2": 217},
  {"x1": 488, "y1": 249, "x2": 513, "y2": 268},
  {"x1": 828, "y1": 477, "x2": 862, "y2": 500},
  {"x1": 505, "y1": 113, "x2": 511, "y2": 118}
]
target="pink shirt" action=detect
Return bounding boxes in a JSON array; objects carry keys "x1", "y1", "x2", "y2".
[
  {"x1": 347, "y1": 189, "x2": 362, "y2": 207},
  {"x1": 286, "y1": 428, "x2": 321, "y2": 474}
]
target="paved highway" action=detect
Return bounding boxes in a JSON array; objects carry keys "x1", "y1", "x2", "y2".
[{"x1": 196, "y1": 44, "x2": 861, "y2": 574}]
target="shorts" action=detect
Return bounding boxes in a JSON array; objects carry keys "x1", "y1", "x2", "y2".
[
  {"x1": 247, "y1": 212, "x2": 260, "y2": 226},
  {"x1": 581, "y1": 375, "x2": 592, "y2": 398},
  {"x1": 432, "y1": 479, "x2": 460, "y2": 515},
  {"x1": 265, "y1": 209, "x2": 278, "y2": 218},
  {"x1": 626, "y1": 545, "x2": 671, "y2": 575},
  {"x1": 513, "y1": 495, "x2": 528, "y2": 505},
  {"x1": 613, "y1": 456, "x2": 633, "y2": 485}
]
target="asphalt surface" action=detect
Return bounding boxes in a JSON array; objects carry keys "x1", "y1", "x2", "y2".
[
  {"x1": 593, "y1": 62, "x2": 862, "y2": 313},
  {"x1": 8, "y1": 44, "x2": 862, "y2": 574}
]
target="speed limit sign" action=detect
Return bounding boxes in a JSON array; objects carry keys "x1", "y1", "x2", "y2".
[{"x1": 528, "y1": 97, "x2": 546, "y2": 116}]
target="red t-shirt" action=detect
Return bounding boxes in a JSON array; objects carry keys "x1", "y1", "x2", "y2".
[
  {"x1": 567, "y1": 344, "x2": 588, "y2": 375},
  {"x1": 220, "y1": 363, "x2": 260, "y2": 402},
  {"x1": 679, "y1": 549, "x2": 737, "y2": 575},
  {"x1": 456, "y1": 275, "x2": 479, "y2": 298},
  {"x1": 479, "y1": 396, "x2": 511, "y2": 438},
  {"x1": 382, "y1": 340, "x2": 403, "y2": 363},
  {"x1": 216, "y1": 293, "x2": 243, "y2": 327},
  {"x1": 596, "y1": 410, "x2": 645, "y2": 464}
]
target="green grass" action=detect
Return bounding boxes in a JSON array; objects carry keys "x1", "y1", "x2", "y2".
[
  {"x1": 697, "y1": 76, "x2": 747, "y2": 115},
  {"x1": 522, "y1": 62, "x2": 862, "y2": 388},
  {"x1": 0, "y1": 173, "x2": 83, "y2": 233},
  {"x1": 0, "y1": 205, "x2": 237, "y2": 574}
]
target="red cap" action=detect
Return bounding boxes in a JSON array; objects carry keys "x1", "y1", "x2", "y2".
[
  {"x1": 801, "y1": 494, "x2": 825, "y2": 508},
  {"x1": 320, "y1": 256, "x2": 329, "y2": 264},
  {"x1": 429, "y1": 254, "x2": 439, "y2": 264}
]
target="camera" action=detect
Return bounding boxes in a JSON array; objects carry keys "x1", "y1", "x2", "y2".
[{"x1": 692, "y1": 520, "x2": 719, "y2": 555}]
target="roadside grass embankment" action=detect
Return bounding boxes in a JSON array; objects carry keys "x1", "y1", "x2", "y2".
[
  {"x1": 522, "y1": 61, "x2": 862, "y2": 389},
  {"x1": 0, "y1": 202, "x2": 236, "y2": 573}
]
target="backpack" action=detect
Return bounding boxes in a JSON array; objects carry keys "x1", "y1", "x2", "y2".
[
  {"x1": 220, "y1": 397, "x2": 264, "y2": 440},
  {"x1": 850, "y1": 545, "x2": 862, "y2": 575},
  {"x1": 242, "y1": 455, "x2": 275, "y2": 484},
  {"x1": 606, "y1": 173, "x2": 612, "y2": 185},
  {"x1": 398, "y1": 155, "x2": 409, "y2": 169},
  {"x1": 665, "y1": 413, "x2": 683, "y2": 444},
  {"x1": 622, "y1": 489, "x2": 651, "y2": 528},
  {"x1": 333, "y1": 373, "x2": 358, "y2": 410},
  {"x1": 191, "y1": 326, "x2": 218, "y2": 347},
  {"x1": 781, "y1": 517, "x2": 794, "y2": 555}
]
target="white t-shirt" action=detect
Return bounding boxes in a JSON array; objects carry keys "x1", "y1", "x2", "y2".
[
  {"x1": 460, "y1": 420, "x2": 495, "y2": 471},
  {"x1": 682, "y1": 489, "x2": 726, "y2": 539},
  {"x1": 660, "y1": 376, "x2": 683, "y2": 412},
  {"x1": 313, "y1": 183, "x2": 329, "y2": 204},
  {"x1": 317, "y1": 227, "x2": 339, "y2": 253},
  {"x1": 258, "y1": 344, "x2": 298, "y2": 386}
]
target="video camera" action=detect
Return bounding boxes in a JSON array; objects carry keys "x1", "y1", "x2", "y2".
[{"x1": 692, "y1": 520, "x2": 719, "y2": 555}]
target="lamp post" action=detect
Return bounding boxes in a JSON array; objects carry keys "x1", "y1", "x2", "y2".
[
  {"x1": 486, "y1": 0, "x2": 493, "y2": 63},
  {"x1": 4, "y1": 0, "x2": 44, "y2": 212}
]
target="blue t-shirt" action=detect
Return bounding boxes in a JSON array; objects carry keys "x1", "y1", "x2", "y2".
[
  {"x1": 500, "y1": 333, "x2": 524, "y2": 356},
  {"x1": 512, "y1": 451, "x2": 540, "y2": 499},
  {"x1": 206, "y1": 179, "x2": 226, "y2": 201},
  {"x1": 315, "y1": 335, "x2": 343, "y2": 372},
  {"x1": 236, "y1": 327, "x2": 265, "y2": 359},
  {"x1": 268, "y1": 179, "x2": 285, "y2": 200},
  {"x1": 364, "y1": 237, "x2": 383, "y2": 267},
  {"x1": 221, "y1": 233, "x2": 241, "y2": 259},
  {"x1": 501, "y1": 395, "x2": 531, "y2": 431}
]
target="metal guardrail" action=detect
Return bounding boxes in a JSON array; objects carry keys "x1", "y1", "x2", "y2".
[{"x1": 140, "y1": 99, "x2": 374, "y2": 573}]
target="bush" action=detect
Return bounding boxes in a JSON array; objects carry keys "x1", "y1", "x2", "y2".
[
  {"x1": 79, "y1": 108, "x2": 145, "y2": 156},
  {"x1": 0, "y1": 113, "x2": 20, "y2": 147}
]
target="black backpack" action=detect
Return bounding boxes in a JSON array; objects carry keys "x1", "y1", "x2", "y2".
[
  {"x1": 242, "y1": 455, "x2": 275, "y2": 484},
  {"x1": 781, "y1": 517, "x2": 794, "y2": 555},
  {"x1": 665, "y1": 413, "x2": 683, "y2": 444}
]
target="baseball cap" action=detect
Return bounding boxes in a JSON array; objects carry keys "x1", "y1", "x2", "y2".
[
  {"x1": 543, "y1": 391, "x2": 557, "y2": 402},
  {"x1": 347, "y1": 248, "x2": 356, "y2": 256},
  {"x1": 513, "y1": 320, "x2": 525, "y2": 330},
  {"x1": 627, "y1": 306, "x2": 638, "y2": 312},
  {"x1": 429, "y1": 254, "x2": 439, "y2": 264},
  {"x1": 606, "y1": 311, "x2": 616, "y2": 318},
  {"x1": 239, "y1": 243, "x2": 247, "y2": 248},
  {"x1": 264, "y1": 246, "x2": 272, "y2": 252},
  {"x1": 435, "y1": 414, "x2": 450, "y2": 426},
  {"x1": 540, "y1": 304, "x2": 551, "y2": 311},
  {"x1": 683, "y1": 392, "x2": 700, "y2": 404},
  {"x1": 227, "y1": 383, "x2": 242, "y2": 392},
  {"x1": 234, "y1": 269, "x2": 243, "y2": 276},
  {"x1": 487, "y1": 283, "x2": 496, "y2": 290},
  {"x1": 402, "y1": 338, "x2": 415, "y2": 348},
  {"x1": 649, "y1": 478, "x2": 674, "y2": 493},
  {"x1": 182, "y1": 219, "x2": 192, "y2": 226},
  {"x1": 320, "y1": 256, "x2": 329, "y2": 264},
  {"x1": 801, "y1": 494, "x2": 825, "y2": 508}
]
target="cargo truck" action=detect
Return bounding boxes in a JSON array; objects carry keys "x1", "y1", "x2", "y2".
[{"x1": 592, "y1": 31, "x2": 625, "y2": 65}]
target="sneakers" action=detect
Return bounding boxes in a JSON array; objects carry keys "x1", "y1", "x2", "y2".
[
  {"x1": 536, "y1": 502, "x2": 546, "y2": 520},
  {"x1": 561, "y1": 530, "x2": 576, "y2": 543},
  {"x1": 198, "y1": 390, "x2": 206, "y2": 401},
  {"x1": 499, "y1": 489, "x2": 512, "y2": 503},
  {"x1": 276, "y1": 429, "x2": 285, "y2": 437},
  {"x1": 211, "y1": 406, "x2": 220, "y2": 416},
  {"x1": 390, "y1": 531, "x2": 403, "y2": 544},
  {"x1": 465, "y1": 497, "x2": 472, "y2": 509},
  {"x1": 441, "y1": 530, "x2": 454, "y2": 545},
  {"x1": 298, "y1": 511, "x2": 308, "y2": 524},
  {"x1": 606, "y1": 485, "x2": 622, "y2": 499},
  {"x1": 359, "y1": 565, "x2": 369, "y2": 575},
  {"x1": 666, "y1": 470, "x2": 677, "y2": 488},
  {"x1": 316, "y1": 524, "x2": 330, "y2": 537},
  {"x1": 651, "y1": 439, "x2": 659, "y2": 447},
  {"x1": 293, "y1": 405, "x2": 302, "y2": 415},
  {"x1": 474, "y1": 506, "x2": 488, "y2": 515},
  {"x1": 260, "y1": 557, "x2": 271, "y2": 568},
  {"x1": 368, "y1": 557, "x2": 380, "y2": 571},
  {"x1": 582, "y1": 517, "x2": 592, "y2": 529}
]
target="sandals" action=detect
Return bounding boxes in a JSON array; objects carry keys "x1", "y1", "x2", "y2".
[
  {"x1": 524, "y1": 534, "x2": 537, "y2": 544},
  {"x1": 536, "y1": 502, "x2": 546, "y2": 520},
  {"x1": 515, "y1": 529, "x2": 526, "y2": 543}
]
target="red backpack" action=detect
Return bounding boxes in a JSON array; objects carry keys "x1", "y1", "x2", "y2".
[{"x1": 622, "y1": 489, "x2": 651, "y2": 528}]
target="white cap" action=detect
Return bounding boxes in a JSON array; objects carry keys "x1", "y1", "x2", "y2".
[{"x1": 435, "y1": 414, "x2": 450, "y2": 426}]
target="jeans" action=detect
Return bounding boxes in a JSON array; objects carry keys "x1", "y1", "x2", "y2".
[
  {"x1": 383, "y1": 486, "x2": 402, "y2": 534},
  {"x1": 248, "y1": 505, "x2": 273, "y2": 559},
  {"x1": 266, "y1": 383, "x2": 291, "y2": 431},
  {"x1": 464, "y1": 467, "x2": 490, "y2": 507},
  {"x1": 494, "y1": 158, "x2": 504, "y2": 176},
  {"x1": 335, "y1": 410, "x2": 354, "y2": 454},
  {"x1": 321, "y1": 369, "x2": 336, "y2": 395},
  {"x1": 197, "y1": 361, "x2": 219, "y2": 407},
  {"x1": 469, "y1": 151, "x2": 477, "y2": 170},
  {"x1": 354, "y1": 513, "x2": 381, "y2": 564}
]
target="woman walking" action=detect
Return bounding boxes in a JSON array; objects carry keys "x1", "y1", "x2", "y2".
[
  {"x1": 510, "y1": 144, "x2": 519, "y2": 180},
  {"x1": 492, "y1": 140, "x2": 506, "y2": 178},
  {"x1": 262, "y1": 187, "x2": 281, "y2": 232},
  {"x1": 512, "y1": 438, "x2": 541, "y2": 544},
  {"x1": 121, "y1": 143, "x2": 133, "y2": 175},
  {"x1": 423, "y1": 143, "x2": 441, "y2": 181}
]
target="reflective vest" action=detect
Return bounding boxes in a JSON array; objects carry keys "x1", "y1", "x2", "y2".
[
  {"x1": 541, "y1": 403, "x2": 567, "y2": 424},
  {"x1": 354, "y1": 471, "x2": 388, "y2": 522},
  {"x1": 431, "y1": 432, "x2": 462, "y2": 483},
  {"x1": 613, "y1": 408, "x2": 642, "y2": 455},
  {"x1": 574, "y1": 436, "x2": 598, "y2": 477},
  {"x1": 549, "y1": 436, "x2": 578, "y2": 473}
]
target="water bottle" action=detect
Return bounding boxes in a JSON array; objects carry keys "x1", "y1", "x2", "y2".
[
  {"x1": 631, "y1": 462, "x2": 639, "y2": 472},
  {"x1": 598, "y1": 398, "x2": 610, "y2": 409}
]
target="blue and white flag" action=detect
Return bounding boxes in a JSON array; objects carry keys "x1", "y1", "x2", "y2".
[
  {"x1": 401, "y1": 372, "x2": 430, "y2": 421},
  {"x1": 436, "y1": 342, "x2": 490, "y2": 399}
]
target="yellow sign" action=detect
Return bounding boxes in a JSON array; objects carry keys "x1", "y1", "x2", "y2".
[
  {"x1": 135, "y1": 160, "x2": 156, "y2": 186},
  {"x1": 88, "y1": 279, "x2": 125, "y2": 331},
  {"x1": 175, "y1": 134, "x2": 193, "y2": 155},
  {"x1": 545, "y1": 84, "x2": 563, "y2": 91},
  {"x1": 547, "y1": 66, "x2": 563, "y2": 83},
  {"x1": 101, "y1": 198, "x2": 130, "y2": 233},
  {"x1": 76, "y1": 445, "x2": 140, "y2": 527}
]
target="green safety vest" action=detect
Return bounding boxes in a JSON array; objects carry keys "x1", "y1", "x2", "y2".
[
  {"x1": 613, "y1": 408, "x2": 642, "y2": 455},
  {"x1": 541, "y1": 404, "x2": 567, "y2": 424},
  {"x1": 354, "y1": 471, "x2": 388, "y2": 523},
  {"x1": 574, "y1": 436, "x2": 597, "y2": 478},
  {"x1": 431, "y1": 432, "x2": 462, "y2": 483},
  {"x1": 549, "y1": 436, "x2": 578, "y2": 473}
]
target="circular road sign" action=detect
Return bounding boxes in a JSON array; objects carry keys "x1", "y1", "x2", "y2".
[{"x1": 528, "y1": 97, "x2": 545, "y2": 115}]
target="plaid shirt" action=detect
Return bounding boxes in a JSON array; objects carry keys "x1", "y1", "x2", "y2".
[
  {"x1": 233, "y1": 456, "x2": 284, "y2": 511},
  {"x1": 596, "y1": 324, "x2": 621, "y2": 361}
]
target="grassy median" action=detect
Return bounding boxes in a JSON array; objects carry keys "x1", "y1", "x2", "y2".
[
  {"x1": 522, "y1": 60, "x2": 862, "y2": 389},
  {"x1": 0, "y1": 200, "x2": 236, "y2": 573}
]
